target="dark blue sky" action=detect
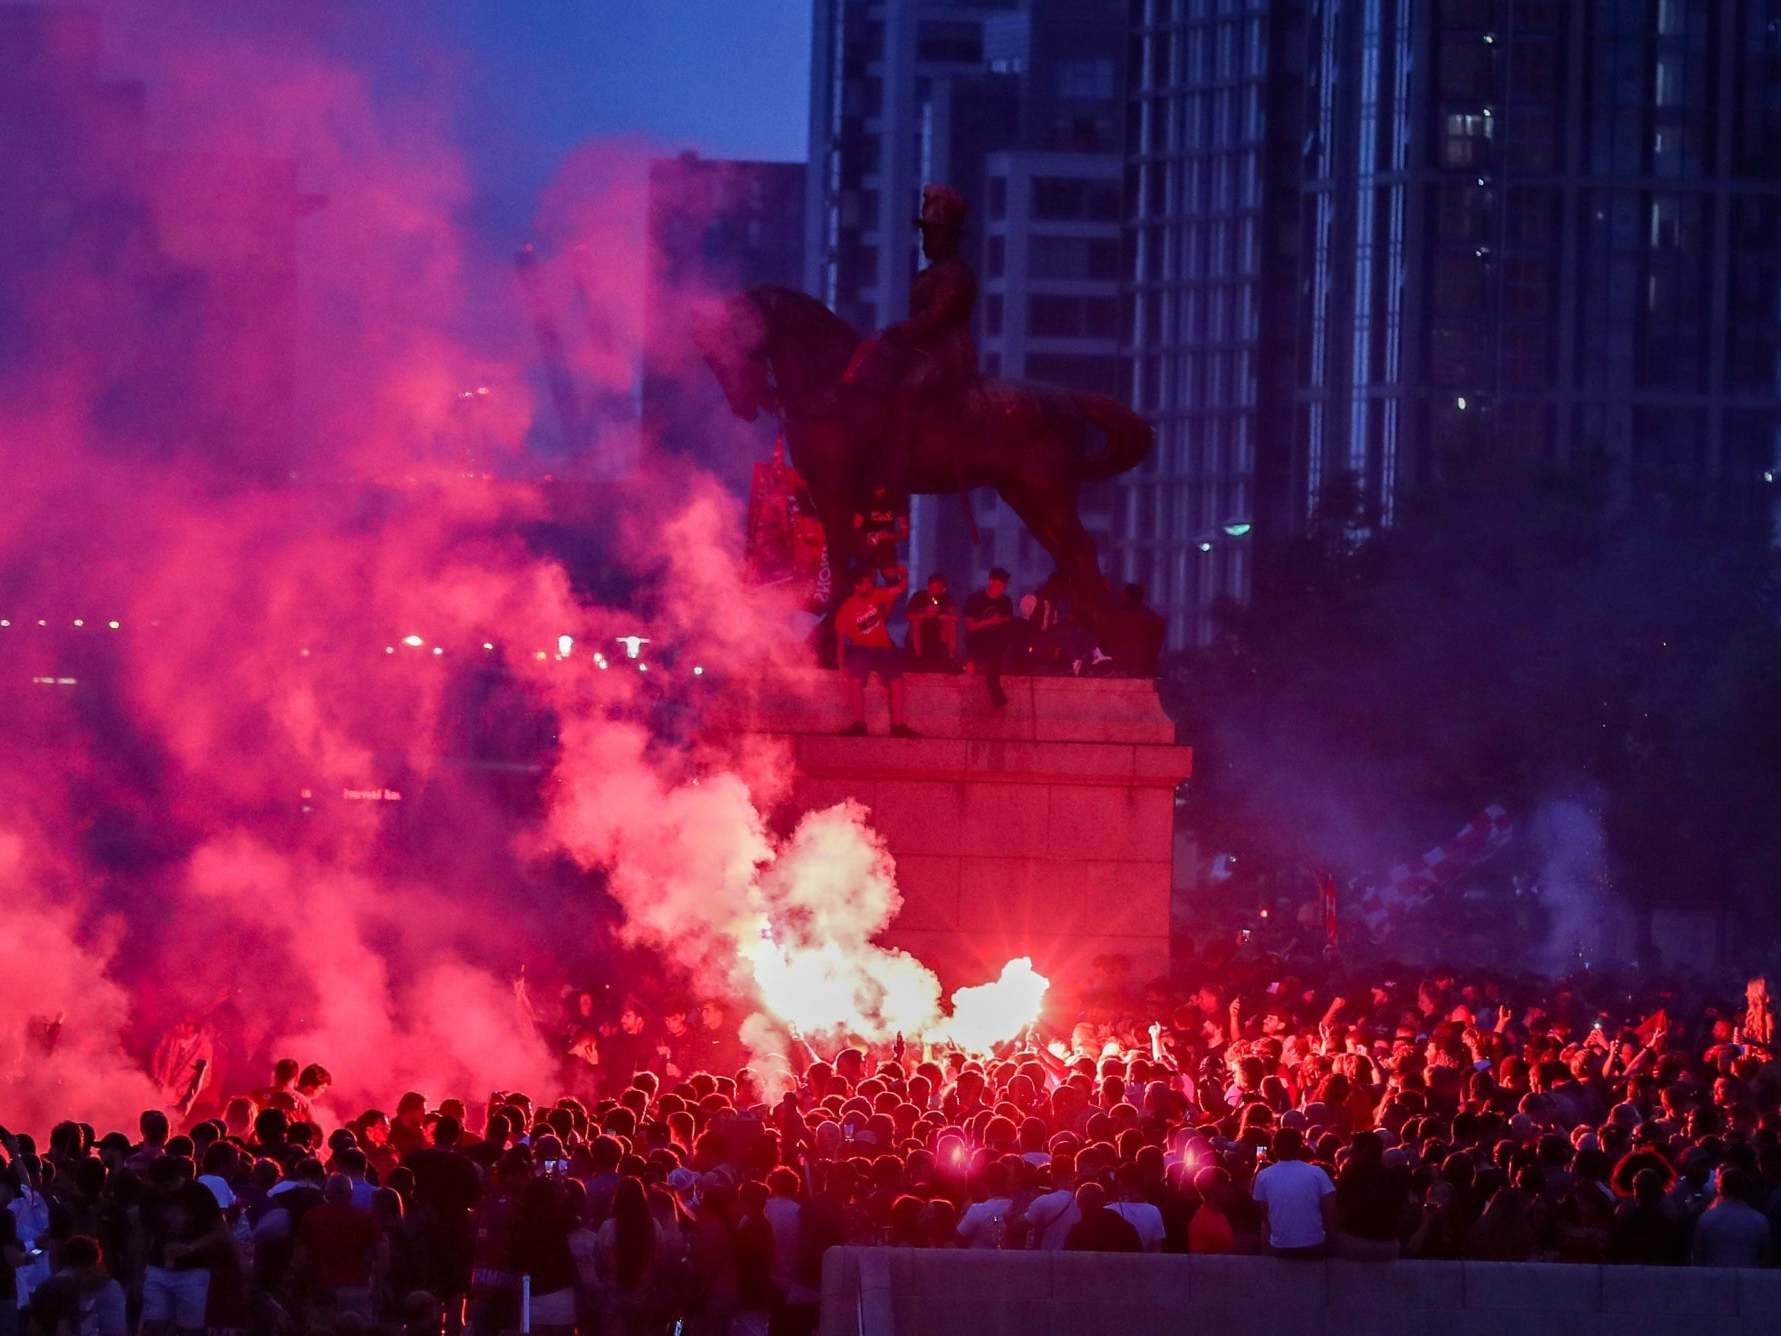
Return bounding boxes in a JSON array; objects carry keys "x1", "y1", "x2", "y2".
[
  {"x1": 99, "y1": 1, "x2": 810, "y2": 202},
  {"x1": 444, "y1": 2, "x2": 811, "y2": 184}
]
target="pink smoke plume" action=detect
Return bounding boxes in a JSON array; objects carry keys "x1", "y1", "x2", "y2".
[{"x1": 0, "y1": 3, "x2": 1040, "y2": 1137}]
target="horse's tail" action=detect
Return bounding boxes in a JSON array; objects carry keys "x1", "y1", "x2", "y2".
[{"x1": 1069, "y1": 392, "x2": 1154, "y2": 481}]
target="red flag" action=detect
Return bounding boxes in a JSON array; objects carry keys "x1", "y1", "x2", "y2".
[{"x1": 1317, "y1": 868, "x2": 1340, "y2": 954}]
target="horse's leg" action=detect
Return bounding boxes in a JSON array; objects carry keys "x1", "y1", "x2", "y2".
[{"x1": 1000, "y1": 479, "x2": 1109, "y2": 618}]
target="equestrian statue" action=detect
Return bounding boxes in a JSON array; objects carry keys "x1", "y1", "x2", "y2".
[{"x1": 694, "y1": 183, "x2": 1151, "y2": 617}]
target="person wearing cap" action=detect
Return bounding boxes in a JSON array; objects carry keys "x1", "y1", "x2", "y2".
[{"x1": 858, "y1": 182, "x2": 980, "y2": 502}]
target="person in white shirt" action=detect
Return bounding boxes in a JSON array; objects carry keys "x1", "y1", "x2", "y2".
[
  {"x1": 1251, "y1": 1127, "x2": 1336, "y2": 1256},
  {"x1": 762, "y1": 1168, "x2": 817, "y2": 1307},
  {"x1": 1106, "y1": 1165, "x2": 1167, "y2": 1253},
  {"x1": 1022, "y1": 1154, "x2": 1081, "y2": 1250},
  {"x1": 956, "y1": 1163, "x2": 1015, "y2": 1249}
]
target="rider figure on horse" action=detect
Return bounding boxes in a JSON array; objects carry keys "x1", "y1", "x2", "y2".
[{"x1": 856, "y1": 183, "x2": 980, "y2": 507}]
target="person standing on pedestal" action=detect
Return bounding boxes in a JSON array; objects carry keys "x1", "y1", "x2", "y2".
[{"x1": 835, "y1": 567, "x2": 919, "y2": 738}]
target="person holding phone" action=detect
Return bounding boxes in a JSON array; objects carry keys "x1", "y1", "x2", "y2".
[{"x1": 1250, "y1": 1128, "x2": 1336, "y2": 1258}]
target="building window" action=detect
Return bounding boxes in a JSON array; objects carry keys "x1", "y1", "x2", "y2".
[
  {"x1": 916, "y1": 20, "x2": 982, "y2": 64},
  {"x1": 984, "y1": 294, "x2": 1004, "y2": 337},
  {"x1": 987, "y1": 235, "x2": 1005, "y2": 279},
  {"x1": 1442, "y1": 112, "x2": 1495, "y2": 168},
  {"x1": 1433, "y1": 249, "x2": 1489, "y2": 313},
  {"x1": 1024, "y1": 353, "x2": 1122, "y2": 394},
  {"x1": 1428, "y1": 320, "x2": 1485, "y2": 385},
  {"x1": 1648, "y1": 195, "x2": 1688, "y2": 250},
  {"x1": 1436, "y1": 183, "x2": 1494, "y2": 242},
  {"x1": 1056, "y1": 58, "x2": 1116, "y2": 100},
  {"x1": 1028, "y1": 295, "x2": 1122, "y2": 339},
  {"x1": 1029, "y1": 235, "x2": 1123, "y2": 280},
  {"x1": 988, "y1": 176, "x2": 1007, "y2": 221},
  {"x1": 1439, "y1": 35, "x2": 1495, "y2": 100}
]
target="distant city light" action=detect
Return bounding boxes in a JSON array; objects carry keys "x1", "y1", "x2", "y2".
[
  {"x1": 483, "y1": 641, "x2": 495, "y2": 650},
  {"x1": 534, "y1": 650, "x2": 548, "y2": 661},
  {"x1": 402, "y1": 633, "x2": 424, "y2": 647},
  {"x1": 638, "y1": 662, "x2": 649, "y2": 672},
  {"x1": 557, "y1": 634, "x2": 574, "y2": 657},
  {"x1": 37, "y1": 619, "x2": 46, "y2": 627},
  {"x1": 1222, "y1": 520, "x2": 1253, "y2": 538},
  {"x1": 1765, "y1": 470, "x2": 1776, "y2": 484},
  {"x1": 385, "y1": 646, "x2": 395, "y2": 654},
  {"x1": 616, "y1": 634, "x2": 650, "y2": 659},
  {"x1": 107, "y1": 619, "x2": 120, "y2": 629},
  {"x1": 0, "y1": 619, "x2": 9, "y2": 627},
  {"x1": 1456, "y1": 396, "x2": 1469, "y2": 410},
  {"x1": 432, "y1": 646, "x2": 444, "y2": 656},
  {"x1": 693, "y1": 665, "x2": 704, "y2": 676},
  {"x1": 1198, "y1": 541, "x2": 1214, "y2": 554},
  {"x1": 72, "y1": 618, "x2": 84, "y2": 627},
  {"x1": 299, "y1": 648, "x2": 311, "y2": 658}
]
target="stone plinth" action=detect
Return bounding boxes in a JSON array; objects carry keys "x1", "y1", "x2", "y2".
[{"x1": 716, "y1": 672, "x2": 1191, "y2": 989}]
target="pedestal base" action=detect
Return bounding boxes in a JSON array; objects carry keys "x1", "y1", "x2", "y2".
[{"x1": 719, "y1": 672, "x2": 1192, "y2": 991}]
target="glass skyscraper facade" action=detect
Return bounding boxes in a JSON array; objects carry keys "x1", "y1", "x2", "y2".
[{"x1": 1127, "y1": 0, "x2": 1781, "y2": 646}]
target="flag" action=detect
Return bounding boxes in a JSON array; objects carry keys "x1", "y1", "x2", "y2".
[
  {"x1": 1316, "y1": 867, "x2": 1340, "y2": 953},
  {"x1": 1360, "y1": 804, "x2": 1514, "y2": 932},
  {"x1": 744, "y1": 438, "x2": 829, "y2": 611}
]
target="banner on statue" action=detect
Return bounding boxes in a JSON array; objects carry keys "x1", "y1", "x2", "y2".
[{"x1": 744, "y1": 438, "x2": 829, "y2": 611}]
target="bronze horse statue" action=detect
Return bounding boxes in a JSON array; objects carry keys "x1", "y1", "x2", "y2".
[{"x1": 695, "y1": 285, "x2": 1152, "y2": 612}]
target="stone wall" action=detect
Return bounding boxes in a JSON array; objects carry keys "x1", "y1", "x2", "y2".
[
  {"x1": 819, "y1": 1247, "x2": 1781, "y2": 1336},
  {"x1": 714, "y1": 672, "x2": 1192, "y2": 989}
]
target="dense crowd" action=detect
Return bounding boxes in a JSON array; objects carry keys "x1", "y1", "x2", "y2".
[{"x1": 5, "y1": 963, "x2": 1780, "y2": 1335}]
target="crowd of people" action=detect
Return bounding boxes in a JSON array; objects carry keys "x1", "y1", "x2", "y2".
[{"x1": 5, "y1": 963, "x2": 1780, "y2": 1336}]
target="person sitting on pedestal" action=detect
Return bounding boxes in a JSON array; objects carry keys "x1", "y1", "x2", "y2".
[
  {"x1": 904, "y1": 573, "x2": 958, "y2": 669},
  {"x1": 835, "y1": 566, "x2": 919, "y2": 738},
  {"x1": 964, "y1": 567, "x2": 1019, "y2": 708}
]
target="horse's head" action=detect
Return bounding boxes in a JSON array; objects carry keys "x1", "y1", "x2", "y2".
[{"x1": 692, "y1": 293, "x2": 773, "y2": 423}]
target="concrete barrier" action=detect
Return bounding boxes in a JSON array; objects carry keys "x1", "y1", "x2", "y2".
[{"x1": 818, "y1": 1247, "x2": 1781, "y2": 1336}]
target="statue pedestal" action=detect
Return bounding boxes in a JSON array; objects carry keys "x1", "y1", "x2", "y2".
[{"x1": 719, "y1": 672, "x2": 1192, "y2": 991}]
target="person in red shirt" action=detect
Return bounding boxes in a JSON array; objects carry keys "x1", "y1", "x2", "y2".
[
  {"x1": 835, "y1": 567, "x2": 918, "y2": 738},
  {"x1": 294, "y1": 1174, "x2": 384, "y2": 1321}
]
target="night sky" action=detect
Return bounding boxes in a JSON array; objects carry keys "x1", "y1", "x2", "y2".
[{"x1": 94, "y1": 1, "x2": 810, "y2": 243}]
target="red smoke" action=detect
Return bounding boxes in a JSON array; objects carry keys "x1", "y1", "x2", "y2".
[{"x1": 0, "y1": 2, "x2": 795, "y2": 1130}]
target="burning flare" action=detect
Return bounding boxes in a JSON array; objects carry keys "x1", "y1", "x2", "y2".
[{"x1": 936, "y1": 956, "x2": 1050, "y2": 1051}]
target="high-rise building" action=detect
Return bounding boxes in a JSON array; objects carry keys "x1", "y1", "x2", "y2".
[
  {"x1": 1125, "y1": 0, "x2": 1781, "y2": 647},
  {"x1": 805, "y1": 0, "x2": 1127, "y2": 598},
  {"x1": 1298, "y1": 0, "x2": 1781, "y2": 529},
  {"x1": 642, "y1": 152, "x2": 806, "y2": 492},
  {"x1": 1122, "y1": 0, "x2": 1304, "y2": 646}
]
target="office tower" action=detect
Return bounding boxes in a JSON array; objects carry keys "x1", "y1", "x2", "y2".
[{"x1": 1126, "y1": 0, "x2": 1781, "y2": 647}]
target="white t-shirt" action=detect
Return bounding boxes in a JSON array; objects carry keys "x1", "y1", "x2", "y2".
[
  {"x1": 1023, "y1": 1189, "x2": 1080, "y2": 1251},
  {"x1": 956, "y1": 1197, "x2": 1014, "y2": 1249},
  {"x1": 1251, "y1": 1159, "x2": 1335, "y2": 1249},
  {"x1": 197, "y1": 1174, "x2": 236, "y2": 1209},
  {"x1": 1107, "y1": 1200, "x2": 1167, "y2": 1253}
]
